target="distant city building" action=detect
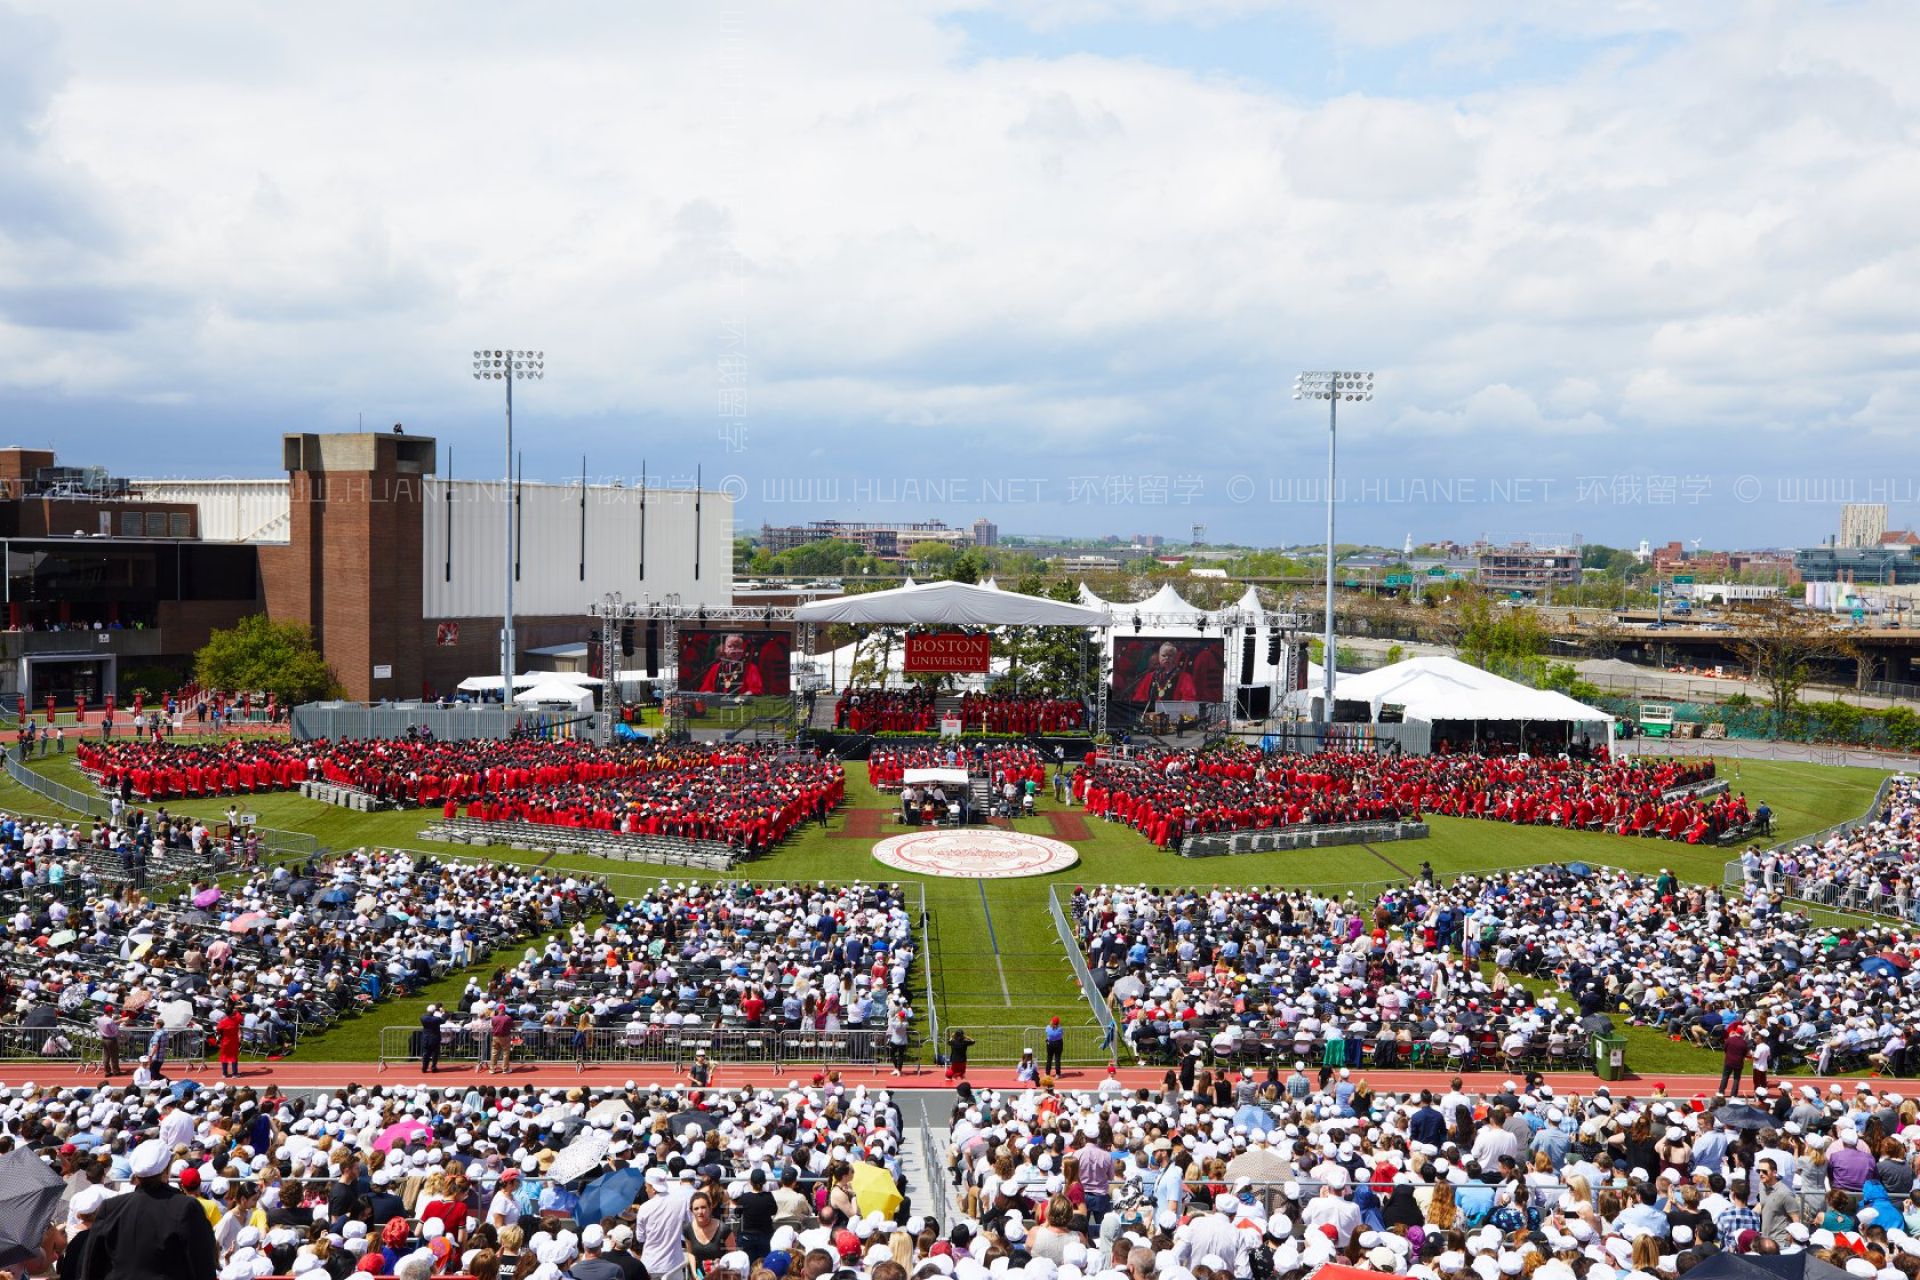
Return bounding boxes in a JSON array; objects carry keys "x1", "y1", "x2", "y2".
[
  {"x1": 970, "y1": 517, "x2": 998, "y2": 547},
  {"x1": 1841, "y1": 503, "x2": 1889, "y2": 548},
  {"x1": 1882, "y1": 529, "x2": 1920, "y2": 547},
  {"x1": 1133, "y1": 533, "x2": 1164, "y2": 550},
  {"x1": 1796, "y1": 543, "x2": 1920, "y2": 585},
  {"x1": 1476, "y1": 543, "x2": 1582, "y2": 594},
  {"x1": 759, "y1": 519, "x2": 969, "y2": 559},
  {"x1": 1646, "y1": 541, "x2": 1800, "y2": 585},
  {"x1": 1061, "y1": 554, "x2": 1120, "y2": 572}
]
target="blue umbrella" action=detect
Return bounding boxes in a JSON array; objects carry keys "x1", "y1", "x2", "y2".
[
  {"x1": 1566, "y1": 862, "x2": 1593, "y2": 879},
  {"x1": 578, "y1": 1168, "x2": 646, "y2": 1224},
  {"x1": 319, "y1": 889, "x2": 351, "y2": 906},
  {"x1": 1861, "y1": 957, "x2": 1900, "y2": 978},
  {"x1": 1232, "y1": 1104, "x2": 1276, "y2": 1134}
]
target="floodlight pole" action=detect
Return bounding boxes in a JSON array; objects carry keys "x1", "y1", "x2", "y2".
[
  {"x1": 1323, "y1": 390, "x2": 1338, "y2": 721},
  {"x1": 1294, "y1": 371, "x2": 1373, "y2": 724},
  {"x1": 473, "y1": 350, "x2": 545, "y2": 713}
]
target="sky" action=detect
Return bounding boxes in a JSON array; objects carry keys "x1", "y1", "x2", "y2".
[{"x1": 2, "y1": 0, "x2": 1919, "y2": 549}]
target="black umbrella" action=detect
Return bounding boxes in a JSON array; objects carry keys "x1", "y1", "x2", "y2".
[
  {"x1": 1579, "y1": 1014, "x2": 1615, "y2": 1035},
  {"x1": 20, "y1": 1007, "x2": 55, "y2": 1030},
  {"x1": 0, "y1": 1146, "x2": 65, "y2": 1268},
  {"x1": 669, "y1": 1109, "x2": 720, "y2": 1134},
  {"x1": 1712, "y1": 1103, "x2": 1774, "y2": 1131}
]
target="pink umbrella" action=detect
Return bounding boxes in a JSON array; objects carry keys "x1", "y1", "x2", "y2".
[
  {"x1": 192, "y1": 887, "x2": 222, "y2": 909},
  {"x1": 374, "y1": 1119, "x2": 432, "y2": 1152},
  {"x1": 227, "y1": 912, "x2": 270, "y2": 934}
]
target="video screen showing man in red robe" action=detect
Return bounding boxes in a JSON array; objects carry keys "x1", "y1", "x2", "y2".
[
  {"x1": 681, "y1": 629, "x2": 791, "y2": 696},
  {"x1": 1112, "y1": 637, "x2": 1223, "y2": 708}
]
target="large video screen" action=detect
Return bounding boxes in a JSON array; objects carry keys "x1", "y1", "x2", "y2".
[
  {"x1": 1111, "y1": 636, "x2": 1225, "y2": 706},
  {"x1": 679, "y1": 629, "x2": 792, "y2": 697}
]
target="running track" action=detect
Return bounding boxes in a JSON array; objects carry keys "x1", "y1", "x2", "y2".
[{"x1": 0, "y1": 1060, "x2": 1879, "y2": 1098}]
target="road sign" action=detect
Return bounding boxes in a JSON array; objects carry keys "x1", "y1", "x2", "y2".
[
  {"x1": 1384, "y1": 573, "x2": 1413, "y2": 587},
  {"x1": 1427, "y1": 566, "x2": 1446, "y2": 577},
  {"x1": 1672, "y1": 575, "x2": 1694, "y2": 585}
]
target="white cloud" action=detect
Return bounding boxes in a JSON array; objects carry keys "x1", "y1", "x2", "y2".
[{"x1": 0, "y1": 0, "x2": 1915, "y2": 541}]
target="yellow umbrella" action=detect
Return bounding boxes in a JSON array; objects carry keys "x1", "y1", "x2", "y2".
[{"x1": 849, "y1": 1162, "x2": 902, "y2": 1219}]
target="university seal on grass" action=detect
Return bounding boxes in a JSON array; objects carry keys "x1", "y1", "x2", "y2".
[{"x1": 871, "y1": 829, "x2": 1079, "y2": 879}]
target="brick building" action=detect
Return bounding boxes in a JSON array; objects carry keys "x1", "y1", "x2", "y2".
[{"x1": 3, "y1": 432, "x2": 732, "y2": 705}]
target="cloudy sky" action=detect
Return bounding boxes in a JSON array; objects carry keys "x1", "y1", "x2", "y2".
[{"x1": 2, "y1": 0, "x2": 1917, "y2": 548}]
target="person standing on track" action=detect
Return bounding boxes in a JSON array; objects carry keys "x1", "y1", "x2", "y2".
[
  {"x1": 945, "y1": 1027, "x2": 975, "y2": 1082},
  {"x1": 1045, "y1": 1017, "x2": 1066, "y2": 1077}
]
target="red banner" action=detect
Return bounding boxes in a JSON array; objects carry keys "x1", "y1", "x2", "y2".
[{"x1": 904, "y1": 632, "x2": 991, "y2": 673}]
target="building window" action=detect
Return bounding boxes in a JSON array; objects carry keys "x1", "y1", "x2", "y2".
[
  {"x1": 121, "y1": 512, "x2": 142, "y2": 537},
  {"x1": 169, "y1": 513, "x2": 191, "y2": 538},
  {"x1": 144, "y1": 512, "x2": 167, "y2": 537}
]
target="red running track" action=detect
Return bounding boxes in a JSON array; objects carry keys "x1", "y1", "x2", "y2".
[{"x1": 0, "y1": 1061, "x2": 1881, "y2": 1098}]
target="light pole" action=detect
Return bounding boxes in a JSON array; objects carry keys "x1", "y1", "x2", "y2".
[
  {"x1": 1294, "y1": 370, "x2": 1373, "y2": 722},
  {"x1": 472, "y1": 349, "x2": 545, "y2": 710}
]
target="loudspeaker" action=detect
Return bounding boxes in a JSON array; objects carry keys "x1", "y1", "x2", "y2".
[
  {"x1": 1266, "y1": 627, "x2": 1281, "y2": 664},
  {"x1": 645, "y1": 620, "x2": 660, "y2": 677},
  {"x1": 1240, "y1": 630, "x2": 1256, "y2": 685},
  {"x1": 620, "y1": 622, "x2": 635, "y2": 657}
]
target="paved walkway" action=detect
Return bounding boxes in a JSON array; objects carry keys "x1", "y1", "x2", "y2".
[{"x1": 0, "y1": 1060, "x2": 1869, "y2": 1097}]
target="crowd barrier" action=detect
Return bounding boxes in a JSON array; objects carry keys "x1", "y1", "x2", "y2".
[
  {"x1": 1180, "y1": 819, "x2": 1430, "y2": 858},
  {"x1": 374, "y1": 1022, "x2": 1108, "y2": 1072},
  {"x1": 1047, "y1": 885, "x2": 1121, "y2": 1054},
  {"x1": 377, "y1": 1024, "x2": 906, "y2": 1072}
]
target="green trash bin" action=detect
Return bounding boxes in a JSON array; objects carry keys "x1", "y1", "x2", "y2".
[{"x1": 1594, "y1": 1033, "x2": 1627, "y2": 1081}]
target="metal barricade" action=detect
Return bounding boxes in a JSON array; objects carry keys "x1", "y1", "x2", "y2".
[
  {"x1": 379, "y1": 1023, "x2": 898, "y2": 1072},
  {"x1": 0, "y1": 1022, "x2": 93, "y2": 1063},
  {"x1": 1047, "y1": 885, "x2": 1121, "y2": 1057},
  {"x1": 4, "y1": 746, "x2": 111, "y2": 818}
]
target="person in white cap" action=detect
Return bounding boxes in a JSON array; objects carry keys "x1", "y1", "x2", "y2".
[{"x1": 80, "y1": 1139, "x2": 218, "y2": 1280}]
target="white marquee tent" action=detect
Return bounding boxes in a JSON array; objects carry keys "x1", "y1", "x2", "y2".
[
  {"x1": 1292, "y1": 654, "x2": 1614, "y2": 750},
  {"x1": 792, "y1": 578, "x2": 1111, "y2": 627},
  {"x1": 512, "y1": 680, "x2": 595, "y2": 712}
]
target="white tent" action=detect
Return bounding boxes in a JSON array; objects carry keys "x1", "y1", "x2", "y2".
[
  {"x1": 456, "y1": 671, "x2": 608, "y2": 692},
  {"x1": 792, "y1": 578, "x2": 1110, "y2": 627},
  {"x1": 902, "y1": 767, "x2": 969, "y2": 787},
  {"x1": 512, "y1": 681, "x2": 594, "y2": 712},
  {"x1": 1330, "y1": 655, "x2": 1611, "y2": 725}
]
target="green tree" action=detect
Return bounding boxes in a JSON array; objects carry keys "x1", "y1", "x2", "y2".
[
  {"x1": 1729, "y1": 599, "x2": 1858, "y2": 729},
  {"x1": 1453, "y1": 594, "x2": 1548, "y2": 678},
  {"x1": 195, "y1": 614, "x2": 341, "y2": 705},
  {"x1": 771, "y1": 538, "x2": 865, "y2": 576}
]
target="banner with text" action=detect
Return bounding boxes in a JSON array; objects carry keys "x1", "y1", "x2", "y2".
[{"x1": 904, "y1": 632, "x2": 992, "y2": 673}]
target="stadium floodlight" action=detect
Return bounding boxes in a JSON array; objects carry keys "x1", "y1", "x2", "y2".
[
  {"x1": 1293, "y1": 371, "x2": 1374, "y2": 723},
  {"x1": 471, "y1": 349, "x2": 546, "y2": 709}
]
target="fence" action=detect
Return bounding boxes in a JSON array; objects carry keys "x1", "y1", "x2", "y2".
[
  {"x1": 4, "y1": 745, "x2": 110, "y2": 817},
  {"x1": 1180, "y1": 819, "x2": 1430, "y2": 858},
  {"x1": 1619, "y1": 737, "x2": 1920, "y2": 770},
  {"x1": 1047, "y1": 885, "x2": 1120, "y2": 1055},
  {"x1": 375, "y1": 1022, "x2": 1107, "y2": 1071}
]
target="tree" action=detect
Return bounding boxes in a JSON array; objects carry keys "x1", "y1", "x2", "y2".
[
  {"x1": 1452, "y1": 594, "x2": 1547, "y2": 679},
  {"x1": 195, "y1": 614, "x2": 341, "y2": 705},
  {"x1": 1729, "y1": 599, "x2": 1858, "y2": 727}
]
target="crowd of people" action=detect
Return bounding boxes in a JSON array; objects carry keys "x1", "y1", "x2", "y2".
[
  {"x1": 868, "y1": 745, "x2": 1049, "y2": 792},
  {"x1": 1072, "y1": 748, "x2": 1737, "y2": 849},
  {"x1": 1736, "y1": 776, "x2": 1919, "y2": 920},
  {"x1": 936, "y1": 1070, "x2": 1920, "y2": 1280},
  {"x1": 0, "y1": 843, "x2": 606, "y2": 1071},
  {"x1": 17, "y1": 1068, "x2": 1920, "y2": 1280},
  {"x1": 1072, "y1": 857, "x2": 1920, "y2": 1082},
  {"x1": 953, "y1": 695, "x2": 1085, "y2": 736},
  {"x1": 1, "y1": 1078, "x2": 916, "y2": 1280},
  {"x1": 74, "y1": 739, "x2": 847, "y2": 855},
  {"x1": 836, "y1": 691, "x2": 939, "y2": 735},
  {"x1": 428, "y1": 879, "x2": 922, "y2": 1070}
]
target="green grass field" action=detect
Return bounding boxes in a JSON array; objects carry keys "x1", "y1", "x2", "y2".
[{"x1": 0, "y1": 748, "x2": 1889, "y2": 1075}]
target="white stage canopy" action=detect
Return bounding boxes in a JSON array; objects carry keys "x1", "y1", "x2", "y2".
[
  {"x1": 793, "y1": 579, "x2": 1111, "y2": 627},
  {"x1": 902, "y1": 767, "x2": 969, "y2": 787},
  {"x1": 455, "y1": 671, "x2": 607, "y2": 692},
  {"x1": 513, "y1": 681, "x2": 594, "y2": 711},
  {"x1": 1330, "y1": 655, "x2": 1612, "y2": 726}
]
